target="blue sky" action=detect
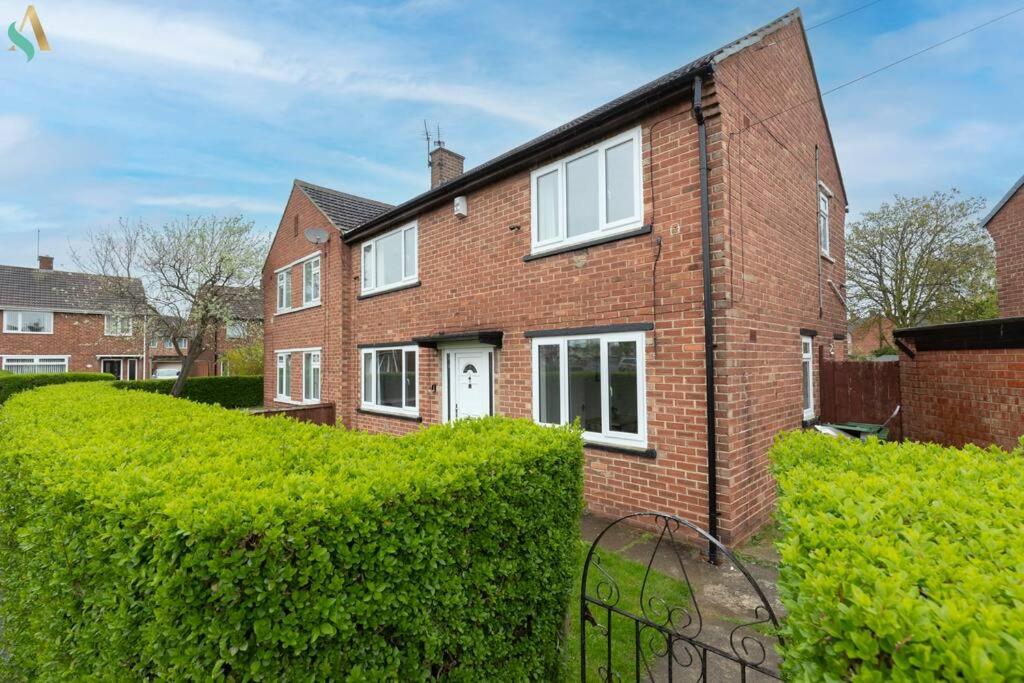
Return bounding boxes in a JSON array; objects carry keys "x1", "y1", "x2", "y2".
[{"x1": 2, "y1": 0, "x2": 1022, "y2": 269}]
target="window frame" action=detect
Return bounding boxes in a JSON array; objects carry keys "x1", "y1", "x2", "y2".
[
  {"x1": 302, "y1": 256, "x2": 321, "y2": 306},
  {"x1": 3, "y1": 310, "x2": 54, "y2": 335},
  {"x1": 226, "y1": 321, "x2": 246, "y2": 340},
  {"x1": 360, "y1": 222, "x2": 418, "y2": 296},
  {"x1": 801, "y1": 335, "x2": 815, "y2": 420},
  {"x1": 302, "y1": 350, "x2": 321, "y2": 403},
  {"x1": 104, "y1": 314, "x2": 132, "y2": 337},
  {"x1": 360, "y1": 345, "x2": 419, "y2": 417},
  {"x1": 276, "y1": 270, "x2": 291, "y2": 312},
  {"x1": 530, "y1": 126, "x2": 644, "y2": 255},
  {"x1": 531, "y1": 330, "x2": 647, "y2": 448},
  {"x1": 1, "y1": 355, "x2": 69, "y2": 374},
  {"x1": 818, "y1": 185, "x2": 831, "y2": 257},
  {"x1": 275, "y1": 352, "x2": 291, "y2": 401}
]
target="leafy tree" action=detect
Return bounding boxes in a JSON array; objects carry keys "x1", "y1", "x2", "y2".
[
  {"x1": 846, "y1": 190, "x2": 995, "y2": 328},
  {"x1": 77, "y1": 216, "x2": 268, "y2": 396},
  {"x1": 222, "y1": 340, "x2": 264, "y2": 376}
]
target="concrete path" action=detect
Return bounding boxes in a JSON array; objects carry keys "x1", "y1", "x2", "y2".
[{"x1": 580, "y1": 514, "x2": 783, "y2": 682}]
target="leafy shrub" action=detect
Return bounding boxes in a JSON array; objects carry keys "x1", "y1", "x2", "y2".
[
  {"x1": 0, "y1": 371, "x2": 114, "y2": 404},
  {"x1": 771, "y1": 431, "x2": 1024, "y2": 680},
  {"x1": 113, "y1": 374, "x2": 263, "y2": 407},
  {"x1": 0, "y1": 383, "x2": 583, "y2": 681}
]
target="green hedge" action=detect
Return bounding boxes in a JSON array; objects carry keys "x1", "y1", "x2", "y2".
[
  {"x1": 771, "y1": 431, "x2": 1024, "y2": 680},
  {"x1": 113, "y1": 374, "x2": 263, "y2": 408},
  {"x1": 0, "y1": 383, "x2": 583, "y2": 680},
  {"x1": 0, "y1": 371, "x2": 114, "y2": 404}
]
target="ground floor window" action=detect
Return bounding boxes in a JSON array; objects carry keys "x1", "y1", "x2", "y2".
[
  {"x1": 2, "y1": 355, "x2": 69, "y2": 374},
  {"x1": 531, "y1": 331, "x2": 646, "y2": 447},
  {"x1": 302, "y1": 351, "x2": 321, "y2": 403},
  {"x1": 801, "y1": 335, "x2": 815, "y2": 420},
  {"x1": 361, "y1": 345, "x2": 417, "y2": 416},
  {"x1": 276, "y1": 352, "x2": 291, "y2": 400}
]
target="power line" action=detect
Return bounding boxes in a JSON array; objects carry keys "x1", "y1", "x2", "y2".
[
  {"x1": 738, "y1": 5, "x2": 1024, "y2": 135},
  {"x1": 806, "y1": 0, "x2": 886, "y2": 31}
]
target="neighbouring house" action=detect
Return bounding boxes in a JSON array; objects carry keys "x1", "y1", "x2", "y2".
[
  {"x1": 0, "y1": 256, "x2": 147, "y2": 379},
  {"x1": 148, "y1": 286, "x2": 263, "y2": 378},
  {"x1": 849, "y1": 314, "x2": 896, "y2": 356},
  {"x1": 262, "y1": 10, "x2": 848, "y2": 545},
  {"x1": 982, "y1": 173, "x2": 1024, "y2": 318}
]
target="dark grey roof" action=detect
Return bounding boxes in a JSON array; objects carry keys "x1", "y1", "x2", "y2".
[
  {"x1": 0, "y1": 265, "x2": 143, "y2": 313},
  {"x1": 981, "y1": 174, "x2": 1024, "y2": 229},
  {"x1": 295, "y1": 180, "x2": 393, "y2": 232},
  {"x1": 342, "y1": 9, "x2": 805, "y2": 242},
  {"x1": 222, "y1": 285, "x2": 263, "y2": 321}
]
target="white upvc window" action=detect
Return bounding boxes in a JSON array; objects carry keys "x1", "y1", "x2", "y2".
[
  {"x1": 226, "y1": 321, "x2": 246, "y2": 339},
  {"x1": 303, "y1": 256, "x2": 321, "y2": 306},
  {"x1": 276, "y1": 352, "x2": 291, "y2": 400},
  {"x1": 818, "y1": 186, "x2": 831, "y2": 256},
  {"x1": 104, "y1": 314, "x2": 132, "y2": 336},
  {"x1": 801, "y1": 335, "x2": 815, "y2": 420},
  {"x1": 360, "y1": 222, "x2": 418, "y2": 296},
  {"x1": 530, "y1": 127, "x2": 643, "y2": 254},
  {"x1": 361, "y1": 345, "x2": 418, "y2": 416},
  {"x1": 531, "y1": 331, "x2": 647, "y2": 448},
  {"x1": 3, "y1": 310, "x2": 53, "y2": 334},
  {"x1": 2, "y1": 355, "x2": 69, "y2": 374},
  {"x1": 276, "y1": 270, "x2": 291, "y2": 312},
  {"x1": 302, "y1": 350, "x2": 321, "y2": 403}
]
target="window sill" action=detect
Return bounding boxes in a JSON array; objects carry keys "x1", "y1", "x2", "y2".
[
  {"x1": 584, "y1": 440, "x2": 656, "y2": 459},
  {"x1": 801, "y1": 415, "x2": 818, "y2": 428},
  {"x1": 3, "y1": 330, "x2": 53, "y2": 335},
  {"x1": 275, "y1": 302, "x2": 321, "y2": 317},
  {"x1": 358, "y1": 280, "x2": 421, "y2": 301},
  {"x1": 820, "y1": 251, "x2": 835, "y2": 263},
  {"x1": 358, "y1": 407, "x2": 423, "y2": 422},
  {"x1": 275, "y1": 396, "x2": 302, "y2": 405},
  {"x1": 524, "y1": 224, "x2": 652, "y2": 262}
]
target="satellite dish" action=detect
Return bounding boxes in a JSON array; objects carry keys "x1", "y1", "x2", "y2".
[{"x1": 304, "y1": 227, "x2": 330, "y2": 244}]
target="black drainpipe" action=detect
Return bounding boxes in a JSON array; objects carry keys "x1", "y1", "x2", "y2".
[{"x1": 693, "y1": 73, "x2": 719, "y2": 564}]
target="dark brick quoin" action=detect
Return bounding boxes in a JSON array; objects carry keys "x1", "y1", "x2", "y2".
[{"x1": 262, "y1": 10, "x2": 848, "y2": 546}]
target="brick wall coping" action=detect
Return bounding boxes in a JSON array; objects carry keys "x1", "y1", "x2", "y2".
[{"x1": 894, "y1": 317, "x2": 1024, "y2": 354}]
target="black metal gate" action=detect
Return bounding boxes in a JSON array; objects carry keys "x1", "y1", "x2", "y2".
[{"x1": 580, "y1": 513, "x2": 782, "y2": 681}]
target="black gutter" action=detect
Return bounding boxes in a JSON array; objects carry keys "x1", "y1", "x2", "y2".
[{"x1": 694, "y1": 73, "x2": 719, "y2": 565}]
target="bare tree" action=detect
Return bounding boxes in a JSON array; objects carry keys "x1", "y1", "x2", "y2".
[
  {"x1": 847, "y1": 190, "x2": 995, "y2": 328},
  {"x1": 76, "y1": 216, "x2": 268, "y2": 396}
]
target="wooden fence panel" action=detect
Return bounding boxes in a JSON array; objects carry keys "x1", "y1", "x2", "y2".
[{"x1": 819, "y1": 356, "x2": 902, "y2": 439}]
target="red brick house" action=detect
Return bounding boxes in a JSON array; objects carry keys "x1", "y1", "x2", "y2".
[
  {"x1": 982, "y1": 174, "x2": 1024, "y2": 318},
  {"x1": 1, "y1": 256, "x2": 146, "y2": 379},
  {"x1": 262, "y1": 10, "x2": 848, "y2": 544}
]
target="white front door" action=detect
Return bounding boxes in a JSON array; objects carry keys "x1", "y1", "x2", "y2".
[{"x1": 448, "y1": 348, "x2": 491, "y2": 421}]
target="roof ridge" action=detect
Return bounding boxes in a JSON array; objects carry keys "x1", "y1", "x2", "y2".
[{"x1": 294, "y1": 179, "x2": 394, "y2": 208}]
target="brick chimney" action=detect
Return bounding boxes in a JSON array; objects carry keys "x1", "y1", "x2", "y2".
[
  {"x1": 430, "y1": 145, "x2": 464, "y2": 188},
  {"x1": 38, "y1": 255, "x2": 54, "y2": 270}
]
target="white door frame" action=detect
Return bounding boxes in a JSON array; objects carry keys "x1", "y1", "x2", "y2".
[{"x1": 441, "y1": 344, "x2": 495, "y2": 423}]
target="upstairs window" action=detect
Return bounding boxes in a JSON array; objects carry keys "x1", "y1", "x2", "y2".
[
  {"x1": 801, "y1": 335, "x2": 815, "y2": 420},
  {"x1": 276, "y1": 271, "x2": 291, "y2": 311},
  {"x1": 531, "y1": 127, "x2": 643, "y2": 254},
  {"x1": 361, "y1": 345, "x2": 418, "y2": 416},
  {"x1": 104, "y1": 314, "x2": 132, "y2": 336},
  {"x1": 818, "y1": 186, "x2": 831, "y2": 256},
  {"x1": 531, "y1": 331, "x2": 646, "y2": 448},
  {"x1": 3, "y1": 310, "x2": 53, "y2": 334},
  {"x1": 361, "y1": 222, "x2": 417, "y2": 296},
  {"x1": 303, "y1": 256, "x2": 321, "y2": 305},
  {"x1": 226, "y1": 322, "x2": 246, "y2": 339}
]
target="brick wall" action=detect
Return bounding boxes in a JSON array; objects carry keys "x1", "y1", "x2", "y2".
[
  {"x1": 0, "y1": 310, "x2": 144, "y2": 373},
  {"x1": 900, "y1": 346, "x2": 1024, "y2": 451},
  {"x1": 986, "y1": 185, "x2": 1024, "y2": 317}
]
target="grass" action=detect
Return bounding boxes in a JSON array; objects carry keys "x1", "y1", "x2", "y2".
[{"x1": 564, "y1": 542, "x2": 692, "y2": 681}]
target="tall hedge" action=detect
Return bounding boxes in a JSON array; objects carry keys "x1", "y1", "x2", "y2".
[
  {"x1": 0, "y1": 371, "x2": 114, "y2": 404},
  {"x1": 113, "y1": 374, "x2": 263, "y2": 408},
  {"x1": 0, "y1": 383, "x2": 583, "y2": 681},
  {"x1": 771, "y1": 431, "x2": 1024, "y2": 680}
]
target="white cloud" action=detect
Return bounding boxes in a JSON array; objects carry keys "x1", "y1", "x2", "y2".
[
  {"x1": 0, "y1": 202, "x2": 40, "y2": 229},
  {"x1": 136, "y1": 194, "x2": 280, "y2": 215},
  {"x1": 0, "y1": 115, "x2": 36, "y2": 156}
]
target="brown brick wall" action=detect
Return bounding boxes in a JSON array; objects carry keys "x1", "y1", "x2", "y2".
[
  {"x1": 0, "y1": 310, "x2": 144, "y2": 373},
  {"x1": 900, "y1": 345, "x2": 1024, "y2": 451},
  {"x1": 986, "y1": 186, "x2": 1024, "y2": 318}
]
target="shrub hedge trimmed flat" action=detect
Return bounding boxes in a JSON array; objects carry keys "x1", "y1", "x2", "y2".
[
  {"x1": 0, "y1": 383, "x2": 583, "y2": 681},
  {"x1": 772, "y1": 431, "x2": 1024, "y2": 681},
  {"x1": 113, "y1": 374, "x2": 263, "y2": 408},
  {"x1": 0, "y1": 371, "x2": 114, "y2": 404}
]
